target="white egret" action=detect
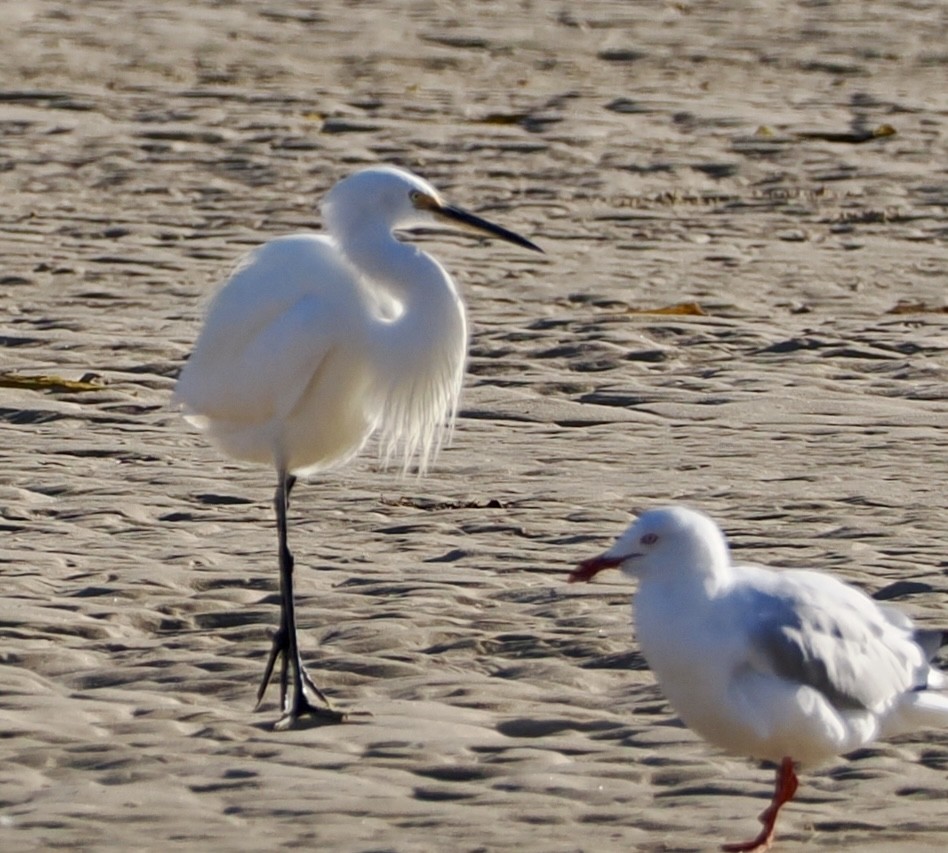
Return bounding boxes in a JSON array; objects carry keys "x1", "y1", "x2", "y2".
[
  {"x1": 570, "y1": 506, "x2": 948, "y2": 851},
  {"x1": 175, "y1": 165, "x2": 541, "y2": 728}
]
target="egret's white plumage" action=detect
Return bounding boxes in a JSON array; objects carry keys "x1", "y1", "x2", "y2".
[
  {"x1": 176, "y1": 167, "x2": 475, "y2": 475},
  {"x1": 571, "y1": 506, "x2": 948, "y2": 851},
  {"x1": 175, "y1": 165, "x2": 540, "y2": 727}
]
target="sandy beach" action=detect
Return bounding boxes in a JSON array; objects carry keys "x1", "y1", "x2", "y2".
[{"x1": 1, "y1": 1, "x2": 946, "y2": 850}]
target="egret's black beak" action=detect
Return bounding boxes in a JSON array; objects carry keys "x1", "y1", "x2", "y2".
[{"x1": 436, "y1": 204, "x2": 543, "y2": 253}]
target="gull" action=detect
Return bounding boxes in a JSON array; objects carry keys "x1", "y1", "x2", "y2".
[{"x1": 569, "y1": 505, "x2": 948, "y2": 851}]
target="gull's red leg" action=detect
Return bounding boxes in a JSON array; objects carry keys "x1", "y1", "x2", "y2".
[{"x1": 721, "y1": 757, "x2": 798, "y2": 852}]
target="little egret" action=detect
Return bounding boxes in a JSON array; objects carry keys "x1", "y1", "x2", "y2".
[
  {"x1": 570, "y1": 506, "x2": 948, "y2": 851},
  {"x1": 175, "y1": 165, "x2": 541, "y2": 727}
]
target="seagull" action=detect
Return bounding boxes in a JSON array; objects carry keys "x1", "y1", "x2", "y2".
[{"x1": 569, "y1": 506, "x2": 948, "y2": 851}]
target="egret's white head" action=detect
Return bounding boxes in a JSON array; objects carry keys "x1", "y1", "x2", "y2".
[
  {"x1": 322, "y1": 165, "x2": 541, "y2": 252},
  {"x1": 569, "y1": 506, "x2": 731, "y2": 584}
]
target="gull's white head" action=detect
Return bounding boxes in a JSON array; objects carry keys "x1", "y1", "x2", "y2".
[
  {"x1": 321, "y1": 165, "x2": 542, "y2": 251},
  {"x1": 569, "y1": 506, "x2": 731, "y2": 584}
]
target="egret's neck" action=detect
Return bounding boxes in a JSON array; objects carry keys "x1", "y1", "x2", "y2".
[
  {"x1": 338, "y1": 228, "x2": 468, "y2": 472},
  {"x1": 342, "y1": 230, "x2": 465, "y2": 346}
]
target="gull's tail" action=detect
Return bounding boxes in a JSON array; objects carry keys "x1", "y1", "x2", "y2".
[
  {"x1": 888, "y1": 690, "x2": 948, "y2": 735},
  {"x1": 882, "y1": 628, "x2": 948, "y2": 737}
]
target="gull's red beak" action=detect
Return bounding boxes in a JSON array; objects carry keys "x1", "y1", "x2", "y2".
[{"x1": 567, "y1": 552, "x2": 624, "y2": 584}]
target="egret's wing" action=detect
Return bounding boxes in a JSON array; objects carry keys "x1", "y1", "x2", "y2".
[
  {"x1": 739, "y1": 568, "x2": 928, "y2": 712},
  {"x1": 175, "y1": 235, "x2": 355, "y2": 426},
  {"x1": 186, "y1": 297, "x2": 336, "y2": 426}
]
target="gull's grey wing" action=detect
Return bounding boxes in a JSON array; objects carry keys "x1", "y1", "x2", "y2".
[
  {"x1": 738, "y1": 568, "x2": 931, "y2": 713},
  {"x1": 913, "y1": 628, "x2": 948, "y2": 660}
]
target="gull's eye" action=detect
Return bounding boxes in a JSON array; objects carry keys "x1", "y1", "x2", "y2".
[{"x1": 640, "y1": 532, "x2": 658, "y2": 546}]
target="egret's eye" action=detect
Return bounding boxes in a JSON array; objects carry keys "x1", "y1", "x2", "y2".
[
  {"x1": 410, "y1": 190, "x2": 438, "y2": 210},
  {"x1": 641, "y1": 532, "x2": 658, "y2": 546}
]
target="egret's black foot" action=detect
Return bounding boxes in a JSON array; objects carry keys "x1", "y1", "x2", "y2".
[
  {"x1": 274, "y1": 690, "x2": 347, "y2": 731},
  {"x1": 257, "y1": 629, "x2": 346, "y2": 728}
]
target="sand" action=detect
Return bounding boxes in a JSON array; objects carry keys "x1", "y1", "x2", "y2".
[{"x1": 1, "y1": 1, "x2": 946, "y2": 850}]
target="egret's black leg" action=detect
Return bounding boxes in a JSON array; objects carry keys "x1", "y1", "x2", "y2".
[{"x1": 256, "y1": 468, "x2": 344, "y2": 727}]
